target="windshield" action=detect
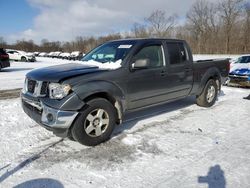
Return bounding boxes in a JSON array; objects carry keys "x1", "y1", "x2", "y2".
[
  {"x1": 236, "y1": 56, "x2": 250, "y2": 64},
  {"x1": 81, "y1": 41, "x2": 135, "y2": 64}
]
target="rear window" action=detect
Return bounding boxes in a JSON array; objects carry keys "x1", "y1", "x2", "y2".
[{"x1": 167, "y1": 42, "x2": 188, "y2": 65}]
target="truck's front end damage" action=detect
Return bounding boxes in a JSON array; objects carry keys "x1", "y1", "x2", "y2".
[{"x1": 21, "y1": 78, "x2": 84, "y2": 137}]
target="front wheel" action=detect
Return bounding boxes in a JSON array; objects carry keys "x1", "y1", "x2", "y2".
[
  {"x1": 71, "y1": 98, "x2": 116, "y2": 146},
  {"x1": 196, "y1": 79, "x2": 218, "y2": 107}
]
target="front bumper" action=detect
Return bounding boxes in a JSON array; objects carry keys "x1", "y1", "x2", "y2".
[
  {"x1": 228, "y1": 81, "x2": 250, "y2": 87},
  {"x1": 21, "y1": 95, "x2": 78, "y2": 137},
  {"x1": 228, "y1": 75, "x2": 250, "y2": 87}
]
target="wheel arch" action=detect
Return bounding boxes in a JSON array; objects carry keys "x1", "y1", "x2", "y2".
[
  {"x1": 197, "y1": 67, "x2": 221, "y2": 96},
  {"x1": 73, "y1": 81, "x2": 126, "y2": 125},
  {"x1": 84, "y1": 92, "x2": 123, "y2": 124},
  {"x1": 21, "y1": 56, "x2": 27, "y2": 61},
  {"x1": 67, "y1": 90, "x2": 124, "y2": 139}
]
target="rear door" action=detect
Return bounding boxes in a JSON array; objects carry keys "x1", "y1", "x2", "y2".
[{"x1": 165, "y1": 41, "x2": 193, "y2": 96}]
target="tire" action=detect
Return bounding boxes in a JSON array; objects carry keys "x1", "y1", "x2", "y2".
[
  {"x1": 71, "y1": 98, "x2": 116, "y2": 146},
  {"x1": 196, "y1": 79, "x2": 218, "y2": 107},
  {"x1": 21, "y1": 57, "x2": 27, "y2": 62}
]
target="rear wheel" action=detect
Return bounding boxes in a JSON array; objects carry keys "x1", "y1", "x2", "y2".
[
  {"x1": 21, "y1": 57, "x2": 27, "y2": 62},
  {"x1": 196, "y1": 79, "x2": 218, "y2": 107},
  {"x1": 71, "y1": 98, "x2": 116, "y2": 146}
]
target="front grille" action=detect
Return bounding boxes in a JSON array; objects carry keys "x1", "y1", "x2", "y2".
[
  {"x1": 27, "y1": 79, "x2": 36, "y2": 93},
  {"x1": 22, "y1": 99, "x2": 42, "y2": 114},
  {"x1": 26, "y1": 79, "x2": 48, "y2": 96},
  {"x1": 229, "y1": 75, "x2": 248, "y2": 82},
  {"x1": 40, "y1": 82, "x2": 48, "y2": 95}
]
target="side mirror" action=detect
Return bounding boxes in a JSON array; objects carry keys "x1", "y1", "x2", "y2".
[{"x1": 132, "y1": 59, "x2": 150, "y2": 70}]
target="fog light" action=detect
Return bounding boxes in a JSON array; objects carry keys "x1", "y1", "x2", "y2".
[{"x1": 47, "y1": 113, "x2": 54, "y2": 122}]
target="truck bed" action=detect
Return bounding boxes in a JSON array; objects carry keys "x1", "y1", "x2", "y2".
[{"x1": 191, "y1": 59, "x2": 230, "y2": 95}]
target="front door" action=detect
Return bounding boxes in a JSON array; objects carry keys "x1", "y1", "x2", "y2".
[{"x1": 127, "y1": 43, "x2": 168, "y2": 109}]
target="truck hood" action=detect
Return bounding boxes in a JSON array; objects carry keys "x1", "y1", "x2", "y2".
[
  {"x1": 230, "y1": 63, "x2": 250, "y2": 76},
  {"x1": 26, "y1": 63, "x2": 108, "y2": 82}
]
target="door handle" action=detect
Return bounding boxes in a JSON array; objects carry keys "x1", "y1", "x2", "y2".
[
  {"x1": 185, "y1": 68, "x2": 192, "y2": 72},
  {"x1": 160, "y1": 70, "x2": 166, "y2": 76}
]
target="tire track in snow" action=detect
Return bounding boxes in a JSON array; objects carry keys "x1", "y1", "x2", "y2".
[
  {"x1": 0, "y1": 88, "x2": 21, "y2": 100},
  {"x1": 0, "y1": 139, "x2": 63, "y2": 183}
]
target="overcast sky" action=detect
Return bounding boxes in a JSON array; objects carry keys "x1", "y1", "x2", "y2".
[{"x1": 1, "y1": 0, "x2": 218, "y2": 43}]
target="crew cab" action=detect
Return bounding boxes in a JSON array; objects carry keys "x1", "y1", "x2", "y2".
[
  {"x1": 0, "y1": 48, "x2": 10, "y2": 70},
  {"x1": 21, "y1": 39, "x2": 230, "y2": 146}
]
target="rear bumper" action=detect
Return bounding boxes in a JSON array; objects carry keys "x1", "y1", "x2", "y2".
[
  {"x1": 0, "y1": 61, "x2": 10, "y2": 68},
  {"x1": 21, "y1": 94, "x2": 78, "y2": 137}
]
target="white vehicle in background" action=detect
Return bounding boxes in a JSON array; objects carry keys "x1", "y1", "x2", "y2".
[
  {"x1": 52, "y1": 51, "x2": 61, "y2": 58},
  {"x1": 38, "y1": 52, "x2": 48, "y2": 57},
  {"x1": 26, "y1": 52, "x2": 35, "y2": 57},
  {"x1": 33, "y1": 52, "x2": 40, "y2": 56},
  {"x1": 6, "y1": 50, "x2": 36, "y2": 62},
  {"x1": 47, "y1": 52, "x2": 55, "y2": 58},
  {"x1": 59, "y1": 52, "x2": 71, "y2": 59},
  {"x1": 70, "y1": 51, "x2": 84, "y2": 60}
]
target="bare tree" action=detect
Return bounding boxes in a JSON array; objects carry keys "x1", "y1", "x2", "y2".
[
  {"x1": 0, "y1": 37, "x2": 7, "y2": 48},
  {"x1": 186, "y1": 0, "x2": 219, "y2": 53},
  {"x1": 219, "y1": 0, "x2": 244, "y2": 53},
  {"x1": 2, "y1": 5, "x2": 250, "y2": 54},
  {"x1": 131, "y1": 23, "x2": 149, "y2": 38},
  {"x1": 242, "y1": 2, "x2": 250, "y2": 53},
  {"x1": 40, "y1": 39, "x2": 62, "y2": 52},
  {"x1": 145, "y1": 10, "x2": 178, "y2": 37}
]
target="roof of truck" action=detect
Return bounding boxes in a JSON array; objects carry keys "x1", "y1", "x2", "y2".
[{"x1": 110, "y1": 38, "x2": 185, "y2": 43}]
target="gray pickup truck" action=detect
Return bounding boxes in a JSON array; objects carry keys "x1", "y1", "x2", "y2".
[{"x1": 21, "y1": 38, "x2": 230, "y2": 146}]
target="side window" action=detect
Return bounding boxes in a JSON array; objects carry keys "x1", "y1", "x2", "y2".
[
  {"x1": 167, "y1": 42, "x2": 188, "y2": 65},
  {"x1": 133, "y1": 45, "x2": 164, "y2": 68},
  {"x1": 240, "y1": 56, "x2": 250, "y2": 63}
]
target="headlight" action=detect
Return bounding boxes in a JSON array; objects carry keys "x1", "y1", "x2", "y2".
[{"x1": 49, "y1": 83, "x2": 71, "y2": 99}]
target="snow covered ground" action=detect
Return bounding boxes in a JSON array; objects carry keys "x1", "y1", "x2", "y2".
[
  {"x1": 0, "y1": 55, "x2": 241, "y2": 90},
  {"x1": 0, "y1": 87, "x2": 249, "y2": 187}
]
